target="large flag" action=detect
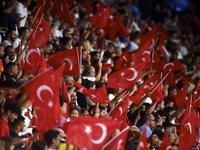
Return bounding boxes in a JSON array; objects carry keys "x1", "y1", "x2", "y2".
[
  {"x1": 102, "y1": 126, "x2": 129, "y2": 150},
  {"x1": 179, "y1": 111, "x2": 196, "y2": 150},
  {"x1": 47, "y1": 46, "x2": 82, "y2": 76},
  {"x1": 23, "y1": 36, "x2": 41, "y2": 74},
  {"x1": 51, "y1": 0, "x2": 75, "y2": 27},
  {"x1": 33, "y1": 18, "x2": 50, "y2": 48},
  {"x1": 80, "y1": 0, "x2": 94, "y2": 14},
  {"x1": 72, "y1": 80, "x2": 110, "y2": 104},
  {"x1": 35, "y1": 52, "x2": 48, "y2": 76},
  {"x1": 107, "y1": 62, "x2": 145, "y2": 89},
  {"x1": 65, "y1": 116, "x2": 120, "y2": 150},
  {"x1": 174, "y1": 83, "x2": 188, "y2": 109},
  {"x1": 114, "y1": 48, "x2": 132, "y2": 70},
  {"x1": 158, "y1": 130, "x2": 173, "y2": 150},
  {"x1": 88, "y1": 4, "x2": 110, "y2": 29}
]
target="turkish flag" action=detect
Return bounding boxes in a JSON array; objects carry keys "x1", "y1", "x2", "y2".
[
  {"x1": 51, "y1": 0, "x2": 75, "y2": 27},
  {"x1": 113, "y1": 15, "x2": 129, "y2": 38},
  {"x1": 193, "y1": 87, "x2": 200, "y2": 109},
  {"x1": 164, "y1": 73, "x2": 193, "y2": 87},
  {"x1": 32, "y1": 0, "x2": 52, "y2": 28},
  {"x1": 61, "y1": 78, "x2": 72, "y2": 118},
  {"x1": 80, "y1": 0, "x2": 93, "y2": 14},
  {"x1": 174, "y1": 83, "x2": 188, "y2": 109},
  {"x1": 179, "y1": 111, "x2": 196, "y2": 150},
  {"x1": 72, "y1": 80, "x2": 110, "y2": 104},
  {"x1": 102, "y1": 126, "x2": 129, "y2": 150},
  {"x1": 96, "y1": 0, "x2": 106, "y2": 11},
  {"x1": 88, "y1": 4, "x2": 111, "y2": 29},
  {"x1": 151, "y1": 49, "x2": 160, "y2": 70},
  {"x1": 104, "y1": 18, "x2": 120, "y2": 40},
  {"x1": 23, "y1": 35, "x2": 41, "y2": 74},
  {"x1": 35, "y1": 52, "x2": 47, "y2": 76},
  {"x1": 33, "y1": 18, "x2": 50, "y2": 48},
  {"x1": 156, "y1": 34, "x2": 166, "y2": 56},
  {"x1": 65, "y1": 116, "x2": 120, "y2": 150},
  {"x1": 109, "y1": 93, "x2": 129, "y2": 121},
  {"x1": 132, "y1": 41, "x2": 152, "y2": 66},
  {"x1": 16, "y1": 44, "x2": 25, "y2": 71},
  {"x1": 137, "y1": 126, "x2": 148, "y2": 150},
  {"x1": 156, "y1": 59, "x2": 185, "y2": 73},
  {"x1": 191, "y1": 80, "x2": 200, "y2": 108},
  {"x1": 114, "y1": 48, "x2": 132, "y2": 70},
  {"x1": 129, "y1": 92, "x2": 144, "y2": 105},
  {"x1": 24, "y1": 65, "x2": 64, "y2": 133},
  {"x1": 158, "y1": 130, "x2": 173, "y2": 150},
  {"x1": 47, "y1": 46, "x2": 82, "y2": 76},
  {"x1": 107, "y1": 62, "x2": 145, "y2": 89},
  {"x1": 66, "y1": 0, "x2": 75, "y2": 7},
  {"x1": 94, "y1": 63, "x2": 112, "y2": 73}
]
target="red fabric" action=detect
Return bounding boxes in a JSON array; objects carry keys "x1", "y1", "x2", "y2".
[
  {"x1": 174, "y1": 83, "x2": 188, "y2": 109},
  {"x1": 33, "y1": 18, "x2": 50, "y2": 48},
  {"x1": 0, "y1": 118, "x2": 10, "y2": 138},
  {"x1": 107, "y1": 62, "x2": 145, "y2": 89},
  {"x1": 65, "y1": 116, "x2": 120, "y2": 150},
  {"x1": 51, "y1": 0, "x2": 75, "y2": 27},
  {"x1": 72, "y1": 80, "x2": 110, "y2": 104},
  {"x1": 102, "y1": 126, "x2": 129, "y2": 150},
  {"x1": 24, "y1": 36, "x2": 41, "y2": 74},
  {"x1": 16, "y1": 44, "x2": 25, "y2": 71},
  {"x1": 164, "y1": 73, "x2": 193, "y2": 87},
  {"x1": 47, "y1": 46, "x2": 82, "y2": 76},
  {"x1": 35, "y1": 52, "x2": 47, "y2": 76},
  {"x1": 137, "y1": 126, "x2": 148, "y2": 150},
  {"x1": 94, "y1": 63, "x2": 112, "y2": 73},
  {"x1": 158, "y1": 130, "x2": 173, "y2": 150},
  {"x1": 88, "y1": 4, "x2": 111, "y2": 29},
  {"x1": 151, "y1": 49, "x2": 160, "y2": 70},
  {"x1": 114, "y1": 48, "x2": 132, "y2": 71},
  {"x1": 66, "y1": 0, "x2": 75, "y2": 7},
  {"x1": 113, "y1": 15, "x2": 129, "y2": 38},
  {"x1": 24, "y1": 66, "x2": 64, "y2": 133},
  {"x1": 96, "y1": 0, "x2": 106, "y2": 11},
  {"x1": 179, "y1": 111, "x2": 196, "y2": 150},
  {"x1": 192, "y1": 12, "x2": 200, "y2": 30},
  {"x1": 80, "y1": 0, "x2": 93, "y2": 14}
]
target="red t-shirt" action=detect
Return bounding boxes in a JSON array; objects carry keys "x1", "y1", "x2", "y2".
[{"x1": 0, "y1": 118, "x2": 10, "y2": 138}]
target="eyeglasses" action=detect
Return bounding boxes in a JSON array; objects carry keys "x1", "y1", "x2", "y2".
[
  {"x1": 151, "y1": 119, "x2": 156, "y2": 122},
  {"x1": 9, "y1": 51, "x2": 16, "y2": 54}
]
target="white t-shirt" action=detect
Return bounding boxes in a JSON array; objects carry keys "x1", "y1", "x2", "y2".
[
  {"x1": 12, "y1": 37, "x2": 21, "y2": 49},
  {"x1": 12, "y1": 2, "x2": 27, "y2": 28},
  {"x1": 1, "y1": 40, "x2": 11, "y2": 47},
  {"x1": 52, "y1": 28, "x2": 63, "y2": 38}
]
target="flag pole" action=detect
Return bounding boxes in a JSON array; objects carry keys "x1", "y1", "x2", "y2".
[
  {"x1": 32, "y1": 14, "x2": 44, "y2": 37},
  {"x1": 60, "y1": 77, "x2": 63, "y2": 95},
  {"x1": 79, "y1": 46, "x2": 82, "y2": 79},
  {"x1": 32, "y1": 7, "x2": 41, "y2": 26},
  {"x1": 151, "y1": 70, "x2": 171, "y2": 94},
  {"x1": 189, "y1": 94, "x2": 193, "y2": 113}
]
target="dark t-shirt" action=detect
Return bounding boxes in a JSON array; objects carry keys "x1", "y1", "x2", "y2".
[{"x1": 10, "y1": 131, "x2": 22, "y2": 150}]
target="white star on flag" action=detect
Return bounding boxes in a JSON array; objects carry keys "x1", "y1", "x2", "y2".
[
  {"x1": 91, "y1": 95, "x2": 96, "y2": 98},
  {"x1": 142, "y1": 58, "x2": 146, "y2": 61},
  {"x1": 84, "y1": 125, "x2": 92, "y2": 134},
  {"x1": 39, "y1": 27, "x2": 44, "y2": 32},
  {"x1": 121, "y1": 72, "x2": 125, "y2": 77},
  {"x1": 47, "y1": 101, "x2": 53, "y2": 108}
]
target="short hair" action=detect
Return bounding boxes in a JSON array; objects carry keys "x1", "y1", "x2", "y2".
[
  {"x1": 90, "y1": 51, "x2": 99, "y2": 60},
  {"x1": 154, "y1": 125, "x2": 165, "y2": 131},
  {"x1": 87, "y1": 36, "x2": 95, "y2": 44},
  {"x1": 99, "y1": 105, "x2": 106, "y2": 112},
  {"x1": 61, "y1": 37, "x2": 71, "y2": 47},
  {"x1": 44, "y1": 130, "x2": 60, "y2": 146},
  {"x1": 165, "y1": 107, "x2": 176, "y2": 114},
  {"x1": 165, "y1": 100, "x2": 174, "y2": 106},
  {"x1": 126, "y1": 140, "x2": 139, "y2": 150},
  {"x1": 63, "y1": 29, "x2": 71, "y2": 37},
  {"x1": 85, "y1": 80, "x2": 95, "y2": 89},
  {"x1": 142, "y1": 114, "x2": 151, "y2": 124},
  {"x1": 10, "y1": 114, "x2": 25, "y2": 129},
  {"x1": 74, "y1": 42, "x2": 82, "y2": 47},
  {"x1": 6, "y1": 62, "x2": 17, "y2": 74},
  {"x1": 0, "y1": 137, "x2": 13, "y2": 150},
  {"x1": 3, "y1": 100, "x2": 21, "y2": 114},
  {"x1": 60, "y1": 95, "x2": 66, "y2": 107},
  {"x1": 107, "y1": 42, "x2": 114, "y2": 48},
  {"x1": 152, "y1": 129, "x2": 165, "y2": 140},
  {"x1": 5, "y1": 29, "x2": 15, "y2": 37},
  {"x1": 83, "y1": 66, "x2": 94, "y2": 76},
  {"x1": 168, "y1": 86, "x2": 177, "y2": 94},
  {"x1": 69, "y1": 106, "x2": 80, "y2": 115},
  {"x1": 157, "y1": 110, "x2": 168, "y2": 117},
  {"x1": 18, "y1": 27, "x2": 27, "y2": 37},
  {"x1": 5, "y1": 45, "x2": 14, "y2": 54},
  {"x1": 46, "y1": 41, "x2": 52, "y2": 48},
  {"x1": 103, "y1": 51, "x2": 112, "y2": 59},
  {"x1": 154, "y1": 113, "x2": 160, "y2": 123},
  {"x1": 32, "y1": 141, "x2": 47, "y2": 150}
]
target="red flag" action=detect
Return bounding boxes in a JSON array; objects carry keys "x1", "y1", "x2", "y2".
[
  {"x1": 32, "y1": 0, "x2": 52, "y2": 28},
  {"x1": 24, "y1": 65, "x2": 64, "y2": 133},
  {"x1": 72, "y1": 80, "x2": 110, "y2": 104},
  {"x1": 88, "y1": 4, "x2": 111, "y2": 29},
  {"x1": 151, "y1": 49, "x2": 160, "y2": 70},
  {"x1": 191, "y1": 80, "x2": 200, "y2": 108},
  {"x1": 80, "y1": 0, "x2": 94, "y2": 14},
  {"x1": 114, "y1": 48, "x2": 132, "y2": 70},
  {"x1": 102, "y1": 126, "x2": 129, "y2": 150},
  {"x1": 47, "y1": 46, "x2": 82, "y2": 76},
  {"x1": 164, "y1": 73, "x2": 193, "y2": 87},
  {"x1": 174, "y1": 83, "x2": 188, "y2": 109},
  {"x1": 65, "y1": 116, "x2": 120, "y2": 150},
  {"x1": 104, "y1": 18, "x2": 120, "y2": 40},
  {"x1": 51, "y1": 0, "x2": 75, "y2": 27},
  {"x1": 158, "y1": 130, "x2": 173, "y2": 150},
  {"x1": 156, "y1": 59, "x2": 185, "y2": 73},
  {"x1": 96, "y1": 0, "x2": 106, "y2": 11},
  {"x1": 179, "y1": 111, "x2": 196, "y2": 150},
  {"x1": 35, "y1": 52, "x2": 47, "y2": 76},
  {"x1": 107, "y1": 62, "x2": 145, "y2": 89},
  {"x1": 33, "y1": 18, "x2": 50, "y2": 48},
  {"x1": 23, "y1": 36, "x2": 41, "y2": 74},
  {"x1": 192, "y1": 12, "x2": 200, "y2": 30},
  {"x1": 61, "y1": 78, "x2": 72, "y2": 118},
  {"x1": 16, "y1": 44, "x2": 25, "y2": 70},
  {"x1": 109, "y1": 93, "x2": 129, "y2": 121},
  {"x1": 137, "y1": 126, "x2": 148, "y2": 150}
]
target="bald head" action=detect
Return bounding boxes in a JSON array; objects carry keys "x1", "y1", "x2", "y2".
[{"x1": 149, "y1": 134, "x2": 159, "y2": 149}]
